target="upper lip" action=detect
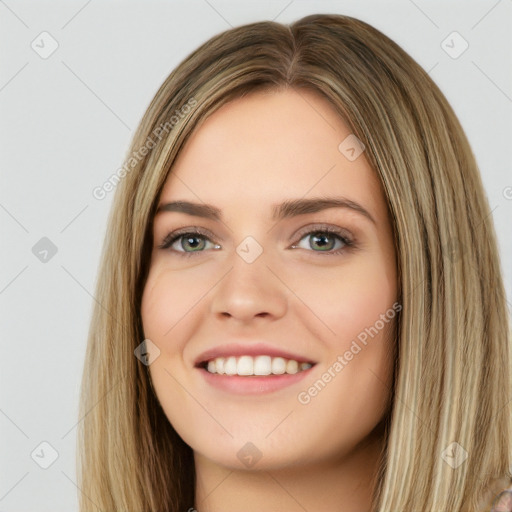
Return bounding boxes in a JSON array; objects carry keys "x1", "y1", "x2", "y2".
[{"x1": 194, "y1": 342, "x2": 317, "y2": 367}]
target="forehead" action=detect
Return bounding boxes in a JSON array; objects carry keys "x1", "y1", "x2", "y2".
[{"x1": 159, "y1": 88, "x2": 385, "y2": 219}]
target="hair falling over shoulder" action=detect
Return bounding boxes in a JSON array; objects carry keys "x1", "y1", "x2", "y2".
[{"x1": 77, "y1": 13, "x2": 512, "y2": 512}]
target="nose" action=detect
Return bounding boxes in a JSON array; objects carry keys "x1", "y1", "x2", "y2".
[{"x1": 210, "y1": 251, "x2": 288, "y2": 324}]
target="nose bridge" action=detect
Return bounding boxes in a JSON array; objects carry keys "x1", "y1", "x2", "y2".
[{"x1": 210, "y1": 237, "x2": 288, "y2": 321}]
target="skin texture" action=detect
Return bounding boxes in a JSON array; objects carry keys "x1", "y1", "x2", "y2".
[{"x1": 141, "y1": 88, "x2": 398, "y2": 512}]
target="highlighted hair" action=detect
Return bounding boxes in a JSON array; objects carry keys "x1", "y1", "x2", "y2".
[{"x1": 77, "y1": 14, "x2": 511, "y2": 511}]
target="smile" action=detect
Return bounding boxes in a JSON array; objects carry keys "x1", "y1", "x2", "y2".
[{"x1": 202, "y1": 355, "x2": 314, "y2": 376}]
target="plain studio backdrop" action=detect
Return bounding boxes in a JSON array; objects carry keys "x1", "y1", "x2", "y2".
[{"x1": 0, "y1": 1, "x2": 511, "y2": 510}]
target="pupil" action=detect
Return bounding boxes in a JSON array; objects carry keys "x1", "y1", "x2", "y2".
[
  {"x1": 184, "y1": 236, "x2": 204, "y2": 251},
  {"x1": 312, "y1": 233, "x2": 334, "y2": 251}
]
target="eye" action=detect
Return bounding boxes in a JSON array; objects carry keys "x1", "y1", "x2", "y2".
[
  {"x1": 158, "y1": 228, "x2": 221, "y2": 254},
  {"x1": 158, "y1": 225, "x2": 354, "y2": 257},
  {"x1": 292, "y1": 227, "x2": 354, "y2": 255}
]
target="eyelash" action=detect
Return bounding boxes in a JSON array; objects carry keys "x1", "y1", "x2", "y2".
[{"x1": 158, "y1": 224, "x2": 355, "y2": 258}]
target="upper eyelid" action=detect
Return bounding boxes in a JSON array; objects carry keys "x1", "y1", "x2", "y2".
[
  {"x1": 158, "y1": 226, "x2": 217, "y2": 249},
  {"x1": 163, "y1": 225, "x2": 224, "y2": 243},
  {"x1": 291, "y1": 224, "x2": 354, "y2": 243}
]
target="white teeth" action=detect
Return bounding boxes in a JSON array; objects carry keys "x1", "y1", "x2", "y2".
[
  {"x1": 224, "y1": 356, "x2": 237, "y2": 375},
  {"x1": 286, "y1": 359, "x2": 298, "y2": 374},
  {"x1": 203, "y1": 355, "x2": 314, "y2": 376},
  {"x1": 237, "y1": 355, "x2": 253, "y2": 376},
  {"x1": 216, "y1": 357, "x2": 225, "y2": 374},
  {"x1": 254, "y1": 355, "x2": 271, "y2": 375},
  {"x1": 271, "y1": 357, "x2": 286, "y2": 375}
]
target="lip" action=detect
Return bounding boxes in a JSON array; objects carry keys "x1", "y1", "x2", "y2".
[
  {"x1": 193, "y1": 342, "x2": 316, "y2": 367},
  {"x1": 197, "y1": 364, "x2": 315, "y2": 395}
]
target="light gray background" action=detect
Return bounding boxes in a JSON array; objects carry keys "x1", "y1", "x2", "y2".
[{"x1": 1, "y1": 1, "x2": 511, "y2": 510}]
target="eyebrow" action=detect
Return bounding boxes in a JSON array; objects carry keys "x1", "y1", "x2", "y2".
[{"x1": 156, "y1": 197, "x2": 376, "y2": 225}]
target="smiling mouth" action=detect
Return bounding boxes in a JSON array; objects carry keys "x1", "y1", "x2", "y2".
[{"x1": 197, "y1": 355, "x2": 316, "y2": 376}]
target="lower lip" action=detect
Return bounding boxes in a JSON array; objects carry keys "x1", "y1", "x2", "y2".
[{"x1": 197, "y1": 366, "x2": 315, "y2": 395}]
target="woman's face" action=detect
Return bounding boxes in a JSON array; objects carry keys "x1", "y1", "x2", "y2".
[{"x1": 141, "y1": 88, "x2": 398, "y2": 471}]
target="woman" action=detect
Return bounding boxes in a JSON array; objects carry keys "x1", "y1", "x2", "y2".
[{"x1": 77, "y1": 13, "x2": 512, "y2": 511}]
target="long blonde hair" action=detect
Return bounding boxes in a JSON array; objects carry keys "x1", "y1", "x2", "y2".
[{"x1": 77, "y1": 14, "x2": 512, "y2": 511}]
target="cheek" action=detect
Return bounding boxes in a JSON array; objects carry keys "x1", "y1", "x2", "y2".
[
  {"x1": 140, "y1": 268, "x2": 205, "y2": 431},
  {"x1": 296, "y1": 314, "x2": 396, "y2": 453},
  {"x1": 289, "y1": 251, "x2": 397, "y2": 346},
  {"x1": 141, "y1": 273, "x2": 176, "y2": 342},
  {"x1": 140, "y1": 264, "x2": 213, "y2": 347},
  {"x1": 289, "y1": 249, "x2": 397, "y2": 419}
]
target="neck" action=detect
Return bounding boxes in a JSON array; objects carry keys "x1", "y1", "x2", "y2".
[{"x1": 193, "y1": 425, "x2": 386, "y2": 512}]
